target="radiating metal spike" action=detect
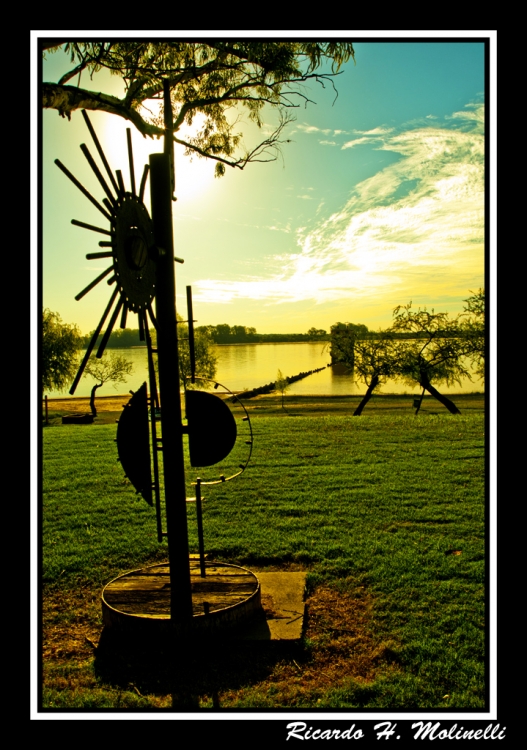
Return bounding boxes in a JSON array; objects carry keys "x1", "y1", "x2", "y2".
[
  {"x1": 71, "y1": 219, "x2": 111, "y2": 236},
  {"x1": 75, "y1": 266, "x2": 113, "y2": 301},
  {"x1": 54, "y1": 158, "x2": 112, "y2": 221}
]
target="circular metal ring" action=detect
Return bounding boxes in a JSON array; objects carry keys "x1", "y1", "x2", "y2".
[
  {"x1": 185, "y1": 377, "x2": 254, "y2": 485},
  {"x1": 112, "y1": 194, "x2": 156, "y2": 313}
]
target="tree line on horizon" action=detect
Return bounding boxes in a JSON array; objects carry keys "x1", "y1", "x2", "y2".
[
  {"x1": 78, "y1": 325, "x2": 331, "y2": 348},
  {"x1": 78, "y1": 320, "x2": 470, "y2": 350}
]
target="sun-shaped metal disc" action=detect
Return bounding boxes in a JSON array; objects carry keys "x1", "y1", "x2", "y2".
[{"x1": 113, "y1": 194, "x2": 156, "y2": 313}]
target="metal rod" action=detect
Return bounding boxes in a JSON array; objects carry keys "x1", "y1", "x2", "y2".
[
  {"x1": 55, "y1": 159, "x2": 112, "y2": 221},
  {"x1": 138, "y1": 309, "x2": 145, "y2": 341},
  {"x1": 119, "y1": 301, "x2": 128, "y2": 329},
  {"x1": 81, "y1": 109, "x2": 120, "y2": 196},
  {"x1": 80, "y1": 143, "x2": 117, "y2": 207},
  {"x1": 145, "y1": 316, "x2": 163, "y2": 542},
  {"x1": 147, "y1": 302, "x2": 157, "y2": 330},
  {"x1": 75, "y1": 265, "x2": 113, "y2": 300},
  {"x1": 71, "y1": 219, "x2": 111, "y2": 236},
  {"x1": 145, "y1": 316, "x2": 160, "y2": 412},
  {"x1": 102, "y1": 198, "x2": 115, "y2": 215},
  {"x1": 96, "y1": 295, "x2": 123, "y2": 358},
  {"x1": 69, "y1": 286, "x2": 119, "y2": 394},
  {"x1": 139, "y1": 164, "x2": 150, "y2": 202},
  {"x1": 126, "y1": 128, "x2": 136, "y2": 196},
  {"x1": 195, "y1": 478, "x2": 206, "y2": 577},
  {"x1": 186, "y1": 286, "x2": 196, "y2": 384},
  {"x1": 86, "y1": 251, "x2": 112, "y2": 260}
]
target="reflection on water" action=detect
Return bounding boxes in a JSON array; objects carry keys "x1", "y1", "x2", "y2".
[{"x1": 46, "y1": 342, "x2": 482, "y2": 399}]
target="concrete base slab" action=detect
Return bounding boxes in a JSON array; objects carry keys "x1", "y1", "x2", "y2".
[{"x1": 242, "y1": 571, "x2": 307, "y2": 641}]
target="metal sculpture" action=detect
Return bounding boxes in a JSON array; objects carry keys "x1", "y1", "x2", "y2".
[{"x1": 56, "y1": 82, "x2": 255, "y2": 632}]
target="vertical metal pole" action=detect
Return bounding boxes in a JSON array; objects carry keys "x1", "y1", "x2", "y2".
[
  {"x1": 195, "y1": 478, "x2": 206, "y2": 577},
  {"x1": 147, "y1": 81, "x2": 193, "y2": 626}
]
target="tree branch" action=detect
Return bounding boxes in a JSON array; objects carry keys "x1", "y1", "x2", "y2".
[{"x1": 42, "y1": 83, "x2": 164, "y2": 136}]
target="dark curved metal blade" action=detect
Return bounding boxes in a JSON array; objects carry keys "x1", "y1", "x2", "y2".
[{"x1": 116, "y1": 382, "x2": 152, "y2": 505}]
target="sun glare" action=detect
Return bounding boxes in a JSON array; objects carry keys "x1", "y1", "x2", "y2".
[{"x1": 103, "y1": 112, "x2": 216, "y2": 207}]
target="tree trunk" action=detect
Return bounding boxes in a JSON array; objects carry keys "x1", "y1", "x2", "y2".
[
  {"x1": 89, "y1": 383, "x2": 102, "y2": 416},
  {"x1": 420, "y1": 375, "x2": 460, "y2": 415},
  {"x1": 414, "y1": 388, "x2": 425, "y2": 415},
  {"x1": 353, "y1": 375, "x2": 379, "y2": 416}
]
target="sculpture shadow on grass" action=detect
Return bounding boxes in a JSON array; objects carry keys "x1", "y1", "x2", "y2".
[{"x1": 94, "y1": 623, "x2": 305, "y2": 709}]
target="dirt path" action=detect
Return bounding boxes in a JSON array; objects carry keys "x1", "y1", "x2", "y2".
[
  {"x1": 43, "y1": 392, "x2": 485, "y2": 424},
  {"x1": 44, "y1": 394, "x2": 131, "y2": 413}
]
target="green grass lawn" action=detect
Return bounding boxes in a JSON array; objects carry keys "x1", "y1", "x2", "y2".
[{"x1": 41, "y1": 406, "x2": 486, "y2": 710}]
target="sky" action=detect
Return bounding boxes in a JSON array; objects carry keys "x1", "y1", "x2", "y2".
[{"x1": 38, "y1": 35, "x2": 492, "y2": 336}]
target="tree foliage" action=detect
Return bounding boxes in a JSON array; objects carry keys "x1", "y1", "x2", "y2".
[
  {"x1": 42, "y1": 309, "x2": 82, "y2": 393},
  {"x1": 460, "y1": 288, "x2": 485, "y2": 380},
  {"x1": 84, "y1": 352, "x2": 134, "y2": 415},
  {"x1": 178, "y1": 323, "x2": 217, "y2": 388},
  {"x1": 329, "y1": 293, "x2": 484, "y2": 416},
  {"x1": 42, "y1": 41, "x2": 355, "y2": 176},
  {"x1": 151, "y1": 315, "x2": 217, "y2": 388},
  {"x1": 329, "y1": 322, "x2": 369, "y2": 368}
]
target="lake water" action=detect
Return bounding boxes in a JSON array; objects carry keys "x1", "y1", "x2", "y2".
[{"x1": 46, "y1": 342, "x2": 482, "y2": 399}]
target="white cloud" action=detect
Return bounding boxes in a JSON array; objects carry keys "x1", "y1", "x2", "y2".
[
  {"x1": 341, "y1": 136, "x2": 376, "y2": 149},
  {"x1": 293, "y1": 123, "x2": 332, "y2": 135},
  {"x1": 358, "y1": 126, "x2": 393, "y2": 135},
  {"x1": 194, "y1": 103, "x2": 484, "y2": 309}
]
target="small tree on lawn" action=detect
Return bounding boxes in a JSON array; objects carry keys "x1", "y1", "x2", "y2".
[
  {"x1": 275, "y1": 369, "x2": 290, "y2": 410},
  {"x1": 391, "y1": 304, "x2": 468, "y2": 415},
  {"x1": 84, "y1": 353, "x2": 134, "y2": 416},
  {"x1": 352, "y1": 331, "x2": 398, "y2": 416}
]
